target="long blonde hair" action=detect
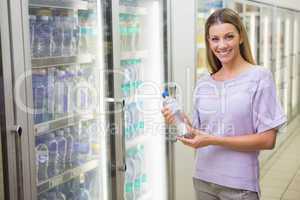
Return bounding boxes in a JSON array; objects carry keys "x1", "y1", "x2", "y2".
[{"x1": 205, "y1": 8, "x2": 255, "y2": 74}]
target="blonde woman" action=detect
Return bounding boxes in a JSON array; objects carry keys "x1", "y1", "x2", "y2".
[{"x1": 162, "y1": 8, "x2": 286, "y2": 200}]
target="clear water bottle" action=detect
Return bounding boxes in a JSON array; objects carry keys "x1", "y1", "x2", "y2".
[
  {"x1": 35, "y1": 136, "x2": 49, "y2": 182},
  {"x1": 51, "y1": 9, "x2": 63, "y2": 57},
  {"x1": 133, "y1": 147, "x2": 142, "y2": 198},
  {"x1": 55, "y1": 130, "x2": 67, "y2": 174},
  {"x1": 61, "y1": 10, "x2": 74, "y2": 56},
  {"x1": 72, "y1": 125, "x2": 80, "y2": 167},
  {"x1": 78, "y1": 122, "x2": 91, "y2": 164},
  {"x1": 54, "y1": 70, "x2": 66, "y2": 119},
  {"x1": 124, "y1": 149, "x2": 135, "y2": 200},
  {"x1": 76, "y1": 183, "x2": 91, "y2": 200},
  {"x1": 162, "y1": 89, "x2": 188, "y2": 137},
  {"x1": 46, "y1": 68, "x2": 55, "y2": 121},
  {"x1": 64, "y1": 127, "x2": 74, "y2": 169},
  {"x1": 136, "y1": 145, "x2": 147, "y2": 195},
  {"x1": 89, "y1": 121, "x2": 100, "y2": 158},
  {"x1": 35, "y1": 9, "x2": 52, "y2": 57},
  {"x1": 29, "y1": 14, "x2": 36, "y2": 56},
  {"x1": 32, "y1": 69, "x2": 48, "y2": 124},
  {"x1": 47, "y1": 133, "x2": 58, "y2": 178}
]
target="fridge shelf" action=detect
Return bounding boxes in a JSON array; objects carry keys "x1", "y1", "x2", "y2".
[
  {"x1": 37, "y1": 159, "x2": 99, "y2": 194},
  {"x1": 34, "y1": 112, "x2": 96, "y2": 135},
  {"x1": 32, "y1": 54, "x2": 94, "y2": 68},
  {"x1": 121, "y1": 50, "x2": 148, "y2": 60},
  {"x1": 29, "y1": 0, "x2": 88, "y2": 10},
  {"x1": 119, "y1": 5, "x2": 148, "y2": 15}
]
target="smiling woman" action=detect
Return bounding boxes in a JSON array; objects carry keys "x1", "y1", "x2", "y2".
[{"x1": 162, "y1": 8, "x2": 287, "y2": 200}]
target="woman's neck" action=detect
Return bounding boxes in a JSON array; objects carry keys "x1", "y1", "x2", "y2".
[{"x1": 220, "y1": 54, "x2": 251, "y2": 75}]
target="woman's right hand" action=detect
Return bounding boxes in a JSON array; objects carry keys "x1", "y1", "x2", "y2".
[{"x1": 161, "y1": 107, "x2": 176, "y2": 124}]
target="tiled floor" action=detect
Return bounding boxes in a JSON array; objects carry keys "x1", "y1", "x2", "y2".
[{"x1": 260, "y1": 126, "x2": 300, "y2": 200}]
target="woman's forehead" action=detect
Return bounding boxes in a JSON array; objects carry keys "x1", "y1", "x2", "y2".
[{"x1": 209, "y1": 23, "x2": 239, "y2": 35}]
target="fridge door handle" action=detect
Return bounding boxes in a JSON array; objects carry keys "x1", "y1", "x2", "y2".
[{"x1": 11, "y1": 125, "x2": 23, "y2": 136}]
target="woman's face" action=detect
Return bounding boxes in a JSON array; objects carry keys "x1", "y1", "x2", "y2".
[{"x1": 208, "y1": 23, "x2": 242, "y2": 65}]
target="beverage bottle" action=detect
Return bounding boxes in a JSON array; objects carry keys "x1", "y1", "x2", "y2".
[
  {"x1": 55, "y1": 130, "x2": 67, "y2": 174},
  {"x1": 136, "y1": 145, "x2": 147, "y2": 195},
  {"x1": 29, "y1": 14, "x2": 36, "y2": 56},
  {"x1": 51, "y1": 9, "x2": 63, "y2": 57},
  {"x1": 35, "y1": 136, "x2": 49, "y2": 182},
  {"x1": 72, "y1": 11, "x2": 80, "y2": 55},
  {"x1": 64, "y1": 127, "x2": 74, "y2": 169},
  {"x1": 162, "y1": 89, "x2": 188, "y2": 137},
  {"x1": 54, "y1": 70, "x2": 66, "y2": 119},
  {"x1": 71, "y1": 125, "x2": 80, "y2": 167},
  {"x1": 61, "y1": 10, "x2": 74, "y2": 56},
  {"x1": 35, "y1": 9, "x2": 52, "y2": 57},
  {"x1": 125, "y1": 104, "x2": 133, "y2": 140},
  {"x1": 46, "y1": 68, "x2": 55, "y2": 121},
  {"x1": 124, "y1": 149, "x2": 135, "y2": 200},
  {"x1": 75, "y1": 69, "x2": 89, "y2": 114},
  {"x1": 119, "y1": 14, "x2": 128, "y2": 52},
  {"x1": 78, "y1": 10, "x2": 88, "y2": 53},
  {"x1": 77, "y1": 121, "x2": 91, "y2": 164},
  {"x1": 46, "y1": 133, "x2": 59, "y2": 178},
  {"x1": 56, "y1": 191, "x2": 67, "y2": 200},
  {"x1": 89, "y1": 121, "x2": 100, "y2": 159},
  {"x1": 32, "y1": 69, "x2": 47, "y2": 124},
  {"x1": 76, "y1": 183, "x2": 91, "y2": 200},
  {"x1": 133, "y1": 147, "x2": 142, "y2": 199}
]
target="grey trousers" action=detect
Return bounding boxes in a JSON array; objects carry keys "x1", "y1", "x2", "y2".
[{"x1": 193, "y1": 178, "x2": 259, "y2": 200}]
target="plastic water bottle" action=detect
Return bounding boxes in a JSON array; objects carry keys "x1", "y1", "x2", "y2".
[
  {"x1": 56, "y1": 191, "x2": 66, "y2": 200},
  {"x1": 35, "y1": 9, "x2": 52, "y2": 57},
  {"x1": 125, "y1": 149, "x2": 135, "y2": 200},
  {"x1": 29, "y1": 14, "x2": 36, "y2": 56},
  {"x1": 89, "y1": 122, "x2": 100, "y2": 158},
  {"x1": 32, "y1": 70, "x2": 47, "y2": 124},
  {"x1": 64, "y1": 127, "x2": 74, "y2": 169},
  {"x1": 47, "y1": 133, "x2": 58, "y2": 178},
  {"x1": 46, "y1": 68, "x2": 55, "y2": 121},
  {"x1": 62, "y1": 10, "x2": 74, "y2": 56},
  {"x1": 78, "y1": 122, "x2": 91, "y2": 164},
  {"x1": 133, "y1": 147, "x2": 142, "y2": 198},
  {"x1": 162, "y1": 89, "x2": 188, "y2": 137},
  {"x1": 136, "y1": 145, "x2": 147, "y2": 194},
  {"x1": 51, "y1": 9, "x2": 63, "y2": 57},
  {"x1": 71, "y1": 125, "x2": 80, "y2": 167},
  {"x1": 54, "y1": 70, "x2": 66, "y2": 119},
  {"x1": 35, "y1": 136, "x2": 49, "y2": 182},
  {"x1": 55, "y1": 130, "x2": 67, "y2": 174},
  {"x1": 76, "y1": 183, "x2": 91, "y2": 200}
]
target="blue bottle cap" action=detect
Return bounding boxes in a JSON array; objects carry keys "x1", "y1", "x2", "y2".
[{"x1": 162, "y1": 89, "x2": 169, "y2": 98}]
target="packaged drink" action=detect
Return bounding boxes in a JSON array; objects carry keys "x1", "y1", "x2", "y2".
[
  {"x1": 136, "y1": 145, "x2": 147, "y2": 195},
  {"x1": 32, "y1": 69, "x2": 48, "y2": 124},
  {"x1": 85, "y1": 170, "x2": 99, "y2": 199},
  {"x1": 35, "y1": 136, "x2": 49, "y2": 182},
  {"x1": 76, "y1": 183, "x2": 91, "y2": 200},
  {"x1": 162, "y1": 89, "x2": 188, "y2": 137},
  {"x1": 29, "y1": 14, "x2": 36, "y2": 56},
  {"x1": 54, "y1": 70, "x2": 66, "y2": 119},
  {"x1": 72, "y1": 11, "x2": 80, "y2": 55},
  {"x1": 120, "y1": 14, "x2": 128, "y2": 52},
  {"x1": 64, "y1": 127, "x2": 74, "y2": 169},
  {"x1": 61, "y1": 10, "x2": 74, "y2": 56},
  {"x1": 74, "y1": 69, "x2": 89, "y2": 113},
  {"x1": 55, "y1": 130, "x2": 67, "y2": 174},
  {"x1": 78, "y1": 10, "x2": 89, "y2": 53},
  {"x1": 46, "y1": 133, "x2": 59, "y2": 178},
  {"x1": 46, "y1": 68, "x2": 55, "y2": 120},
  {"x1": 51, "y1": 9, "x2": 63, "y2": 57},
  {"x1": 77, "y1": 121, "x2": 91, "y2": 164},
  {"x1": 125, "y1": 105, "x2": 133, "y2": 140},
  {"x1": 89, "y1": 121, "x2": 100, "y2": 158},
  {"x1": 124, "y1": 149, "x2": 135, "y2": 200},
  {"x1": 133, "y1": 147, "x2": 142, "y2": 198},
  {"x1": 35, "y1": 9, "x2": 53, "y2": 57},
  {"x1": 71, "y1": 125, "x2": 80, "y2": 167}
]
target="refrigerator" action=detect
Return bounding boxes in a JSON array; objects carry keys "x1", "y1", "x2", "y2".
[{"x1": 0, "y1": 0, "x2": 172, "y2": 200}]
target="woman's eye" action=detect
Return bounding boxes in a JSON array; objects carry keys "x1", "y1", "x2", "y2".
[
  {"x1": 211, "y1": 38, "x2": 218, "y2": 42},
  {"x1": 225, "y1": 35, "x2": 234, "y2": 40}
]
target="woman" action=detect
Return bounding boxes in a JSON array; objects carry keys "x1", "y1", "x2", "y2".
[{"x1": 162, "y1": 8, "x2": 286, "y2": 200}]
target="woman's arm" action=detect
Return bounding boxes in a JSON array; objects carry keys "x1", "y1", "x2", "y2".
[{"x1": 178, "y1": 127, "x2": 277, "y2": 151}]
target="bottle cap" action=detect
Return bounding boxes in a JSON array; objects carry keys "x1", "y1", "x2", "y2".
[{"x1": 162, "y1": 89, "x2": 169, "y2": 98}]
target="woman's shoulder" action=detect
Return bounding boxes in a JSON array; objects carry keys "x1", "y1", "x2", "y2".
[{"x1": 250, "y1": 65, "x2": 273, "y2": 81}]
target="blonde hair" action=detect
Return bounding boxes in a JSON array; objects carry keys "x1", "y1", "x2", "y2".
[{"x1": 205, "y1": 8, "x2": 255, "y2": 74}]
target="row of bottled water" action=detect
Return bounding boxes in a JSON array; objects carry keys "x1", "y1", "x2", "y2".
[
  {"x1": 29, "y1": 8, "x2": 96, "y2": 58},
  {"x1": 35, "y1": 120, "x2": 101, "y2": 182},
  {"x1": 32, "y1": 65, "x2": 96, "y2": 124},
  {"x1": 38, "y1": 170, "x2": 98, "y2": 200},
  {"x1": 122, "y1": 59, "x2": 142, "y2": 97},
  {"x1": 124, "y1": 101, "x2": 144, "y2": 141},
  {"x1": 119, "y1": 13, "x2": 141, "y2": 52},
  {"x1": 125, "y1": 145, "x2": 147, "y2": 200}
]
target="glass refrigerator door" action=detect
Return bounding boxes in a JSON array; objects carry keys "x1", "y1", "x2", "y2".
[
  {"x1": 244, "y1": 4, "x2": 260, "y2": 64},
  {"x1": 27, "y1": 1, "x2": 109, "y2": 199},
  {"x1": 292, "y1": 17, "x2": 299, "y2": 118},
  {"x1": 259, "y1": 6, "x2": 273, "y2": 70},
  {"x1": 117, "y1": 0, "x2": 167, "y2": 199}
]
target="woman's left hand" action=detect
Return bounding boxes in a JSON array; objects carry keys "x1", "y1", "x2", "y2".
[{"x1": 177, "y1": 126, "x2": 214, "y2": 149}]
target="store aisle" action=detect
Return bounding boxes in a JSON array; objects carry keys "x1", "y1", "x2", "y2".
[{"x1": 260, "y1": 123, "x2": 300, "y2": 200}]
